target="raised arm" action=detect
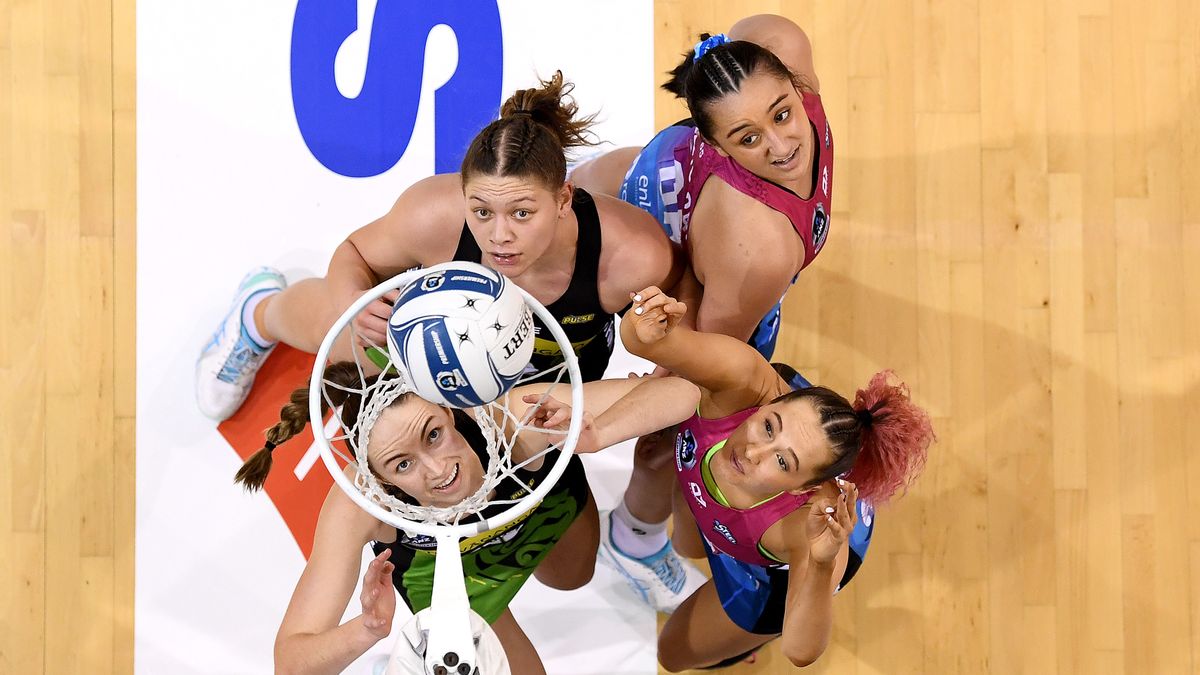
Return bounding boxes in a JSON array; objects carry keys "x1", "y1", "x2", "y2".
[
  {"x1": 332, "y1": 174, "x2": 465, "y2": 346},
  {"x1": 274, "y1": 483, "x2": 390, "y2": 675},
  {"x1": 619, "y1": 286, "x2": 784, "y2": 416},
  {"x1": 509, "y1": 375, "x2": 701, "y2": 461},
  {"x1": 728, "y1": 14, "x2": 821, "y2": 93},
  {"x1": 776, "y1": 480, "x2": 856, "y2": 667}
]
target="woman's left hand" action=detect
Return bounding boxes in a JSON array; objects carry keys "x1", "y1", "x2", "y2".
[
  {"x1": 522, "y1": 393, "x2": 600, "y2": 454},
  {"x1": 804, "y1": 479, "x2": 859, "y2": 566}
]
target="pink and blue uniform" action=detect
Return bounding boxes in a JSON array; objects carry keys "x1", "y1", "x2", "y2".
[
  {"x1": 620, "y1": 90, "x2": 834, "y2": 360},
  {"x1": 674, "y1": 402, "x2": 875, "y2": 635}
]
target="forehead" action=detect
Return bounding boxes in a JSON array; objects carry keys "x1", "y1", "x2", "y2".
[
  {"x1": 767, "y1": 398, "x2": 830, "y2": 457},
  {"x1": 464, "y1": 175, "x2": 554, "y2": 202},
  {"x1": 366, "y1": 397, "x2": 441, "y2": 455},
  {"x1": 707, "y1": 73, "x2": 797, "y2": 126}
]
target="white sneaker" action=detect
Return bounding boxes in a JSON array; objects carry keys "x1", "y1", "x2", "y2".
[
  {"x1": 195, "y1": 267, "x2": 286, "y2": 420},
  {"x1": 597, "y1": 510, "x2": 707, "y2": 614}
]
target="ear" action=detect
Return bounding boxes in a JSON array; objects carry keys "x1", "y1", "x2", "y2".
[
  {"x1": 710, "y1": 142, "x2": 731, "y2": 158},
  {"x1": 557, "y1": 181, "x2": 574, "y2": 216},
  {"x1": 786, "y1": 484, "x2": 819, "y2": 498}
]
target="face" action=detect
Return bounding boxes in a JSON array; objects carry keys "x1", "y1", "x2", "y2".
[
  {"x1": 704, "y1": 72, "x2": 814, "y2": 186},
  {"x1": 365, "y1": 397, "x2": 485, "y2": 508},
  {"x1": 711, "y1": 398, "x2": 831, "y2": 507},
  {"x1": 463, "y1": 174, "x2": 573, "y2": 278}
]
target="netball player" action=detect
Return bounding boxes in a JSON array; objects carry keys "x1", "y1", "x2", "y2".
[
  {"x1": 234, "y1": 366, "x2": 700, "y2": 675},
  {"x1": 569, "y1": 14, "x2": 837, "y2": 612},
  {"x1": 621, "y1": 285, "x2": 933, "y2": 670},
  {"x1": 196, "y1": 71, "x2": 680, "y2": 418}
]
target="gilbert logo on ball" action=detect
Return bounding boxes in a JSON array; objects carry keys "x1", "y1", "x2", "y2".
[{"x1": 387, "y1": 261, "x2": 534, "y2": 408}]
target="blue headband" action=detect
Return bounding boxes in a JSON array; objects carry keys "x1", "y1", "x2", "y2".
[{"x1": 692, "y1": 33, "x2": 731, "y2": 62}]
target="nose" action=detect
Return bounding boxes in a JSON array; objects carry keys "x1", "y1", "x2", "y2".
[
  {"x1": 763, "y1": 130, "x2": 789, "y2": 158},
  {"x1": 744, "y1": 442, "x2": 771, "y2": 465},
  {"x1": 422, "y1": 456, "x2": 451, "y2": 482},
  {"x1": 489, "y1": 217, "x2": 515, "y2": 245}
]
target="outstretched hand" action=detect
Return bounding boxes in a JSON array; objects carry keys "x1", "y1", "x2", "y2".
[
  {"x1": 522, "y1": 393, "x2": 600, "y2": 454},
  {"x1": 625, "y1": 286, "x2": 687, "y2": 345},
  {"x1": 352, "y1": 289, "x2": 399, "y2": 349},
  {"x1": 803, "y1": 479, "x2": 859, "y2": 566},
  {"x1": 359, "y1": 548, "x2": 396, "y2": 640}
]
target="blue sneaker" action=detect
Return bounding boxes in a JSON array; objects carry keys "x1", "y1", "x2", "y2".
[
  {"x1": 195, "y1": 267, "x2": 286, "y2": 420},
  {"x1": 597, "y1": 510, "x2": 707, "y2": 614}
]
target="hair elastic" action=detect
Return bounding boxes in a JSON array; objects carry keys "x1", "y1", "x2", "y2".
[{"x1": 692, "y1": 33, "x2": 731, "y2": 62}]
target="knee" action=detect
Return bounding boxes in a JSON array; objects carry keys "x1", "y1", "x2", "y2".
[
  {"x1": 655, "y1": 634, "x2": 691, "y2": 673},
  {"x1": 536, "y1": 557, "x2": 595, "y2": 591},
  {"x1": 633, "y1": 429, "x2": 676, "y2": 468}
]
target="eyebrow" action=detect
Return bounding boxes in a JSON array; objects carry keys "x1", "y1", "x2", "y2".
[
  {"x1": 773, "y1": 410, "x2": 784, "y2": 434},
  {"x1": 467, "y1": 194, "x2": 537, "y2": 204},
  {"x1": 381, "y1": 415, "x2": 433, "y2": 466},
  {"x1": 786, "y1": 448, "x2": 800, "y2": 472},
  {"x1": 724, "y1": 94, "x2": 790, "y2": 140}
]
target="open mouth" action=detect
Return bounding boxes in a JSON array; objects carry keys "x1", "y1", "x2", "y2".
[
  {"x1": 490, "y1": 252, "x2": 520, "y2": 266},
  {"x1": 432, "y1": 463, "x2": 460, "y2": 491},
  {"x1": 771, "y1": 147, "x2": 799, "y2": 168}
]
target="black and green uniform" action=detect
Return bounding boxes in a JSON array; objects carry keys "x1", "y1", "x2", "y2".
[
  {"x1": 371, "y1": 454, "x2": 590, "y2": 623},
  {"x1": 453, "y1": 187, "x2": 615, "y2": 382}
]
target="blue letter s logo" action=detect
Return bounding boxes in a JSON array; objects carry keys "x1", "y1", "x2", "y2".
[{"x1": 291, "y1": 0, "x2": 503, "y2": 177}]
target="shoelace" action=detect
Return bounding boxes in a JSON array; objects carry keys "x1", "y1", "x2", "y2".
[{"x1": 645, "y1": 551, "x2": 685, "y2": 593}]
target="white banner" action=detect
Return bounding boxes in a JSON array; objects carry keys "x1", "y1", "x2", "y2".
[{"x1": 137, "y1": 2, "x2": 656, "y2": 672}]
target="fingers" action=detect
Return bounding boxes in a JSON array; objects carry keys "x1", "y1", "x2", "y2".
[
  {"x1": 520, "y1": 394, "x2": 572, "y2": 429},
  {"x1": 819, "y1": 502, "x2": 848, "y2": 541},
  {"x1": 354, "y1": 298, "x2": 395, "y2": 347},
  {"x1": 836, "y1": 478, "x2": 860, "y2": 529},
  {"x1": 630, "y1": 290, "x2": 681, "y2": 317}
]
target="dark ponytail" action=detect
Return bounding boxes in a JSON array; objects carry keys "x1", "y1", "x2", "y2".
[{"x1": 461, "y1": 70, "x2": 598, "y2": 190}]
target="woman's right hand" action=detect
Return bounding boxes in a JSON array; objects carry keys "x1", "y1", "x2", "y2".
[
  {"x1": 351, "y1": 289, "x2": 400, "y2": 349},
  {"x1": 626, "y1": 286, "x2": 687, "y2": 345},
  {"x1": 359, "y1": 548, "x2": 396, "y2": 640}
]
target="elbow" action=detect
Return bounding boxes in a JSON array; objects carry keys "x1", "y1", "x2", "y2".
[
  {"x1": 273, "y1": 634, "x2": 305, "y2": 675},
  {"x1": 782, "y1": 643, "x2": 827, "y2": 668},
  {"x1": 784, "y1": 650, "x2": 822, "y2": 669},
  {"x1": 676, "y1": 380, "x2": 701, "y2": 421}
]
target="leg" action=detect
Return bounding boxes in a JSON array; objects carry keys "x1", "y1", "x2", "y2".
[
  {"x1": 569, "y1": 146, "x2": 642, "y2": 197},
  {"x1": 599, "y1": 428, "x2": 706, "y2": 613},
  {"x1": 489, "y1": 608, "x2": 546, "y2": 675},
  {"x1": 260, "y1": 277, "x2": 360, "y2": 361},
  {"x1": 533, "y1": 489, "x2": 598, "y2": 590},
  {"x1": 657, "y1": 581, "x2": 774, "y2": 672},
  {"x1": 624, "y1": 429, "x2": 677, "y2": 524}
]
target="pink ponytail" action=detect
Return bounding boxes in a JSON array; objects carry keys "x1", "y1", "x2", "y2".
[{"x1": 846, "y1": 371, "x2": 934, "y2": 504}]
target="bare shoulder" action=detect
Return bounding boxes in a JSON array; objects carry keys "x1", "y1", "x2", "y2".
[
  {"x1": 729, "y1": 14, "x2": 820, "y2": 93},
  {"x1": 369, "y1": 173, "x2": 467, "y2": 265},
  {"x1": 689, "y1": 179, "x2": 801, "y2": 283},
  {"x1": 591, "y1": 192, "x2": 679, "y2": 311}
]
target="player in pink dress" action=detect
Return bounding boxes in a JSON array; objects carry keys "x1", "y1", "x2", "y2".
[
  {"x1": 621, "y1": 285, "x2": 934, "y2": 670},
  {"x1": 572, "y1": 15, "x2": 836, "y2": 614}
]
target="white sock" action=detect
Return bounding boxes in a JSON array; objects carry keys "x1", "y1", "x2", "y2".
[
  {"x1": 241, "y1": 289, "x2": 278, "y2": 349},
  {"x1": 611, "y1": 500, "x2": 669, "y2": 559}
]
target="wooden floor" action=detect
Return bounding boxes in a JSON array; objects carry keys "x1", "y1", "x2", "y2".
[{"x1": 3, "y1": 0, "x2": 1197, "y2": 673}]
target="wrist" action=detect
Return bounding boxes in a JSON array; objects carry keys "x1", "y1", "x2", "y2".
[
  {"x1": 352, "y1": 615, "x2": 385, "y2": 648},
  {"x1": 808, "y1": 556, "x2": 837, "y2": 573}
]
